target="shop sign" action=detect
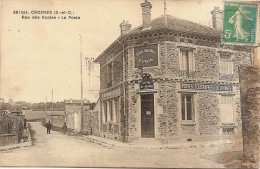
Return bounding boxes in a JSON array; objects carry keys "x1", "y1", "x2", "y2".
[
  {"x1": 181, "y1": 83, "x2": 232, "y2": 91},
  {"x1": 222, "y1": 2, "x2": 258, "y2": 45},
  {"x1": 247, "y1": 87, "x2": 260, "y2": 95},
  {"x1": 134, "y1": 44, "x2": 158, "y2": 68},
  {"x1": 140, "y1": 74, "x2": 154, "y2": 90}
]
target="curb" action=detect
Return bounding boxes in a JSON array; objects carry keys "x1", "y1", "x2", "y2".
[
  {"x1": 76, "y1": 135, "x2": 241, "y2": 150},
  {"x1": 0, "y1": 141, "x2": 33, "y2": 152}
]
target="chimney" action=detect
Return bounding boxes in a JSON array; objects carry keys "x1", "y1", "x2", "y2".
[
  {"x1": 141, "y1": 0, "x2": 152, "y2": 30},
  {"x1": 211, "y1": 6, "x2": 223, "y2": 30},
  {"x1": 120, "y1": 20, "x2": 132, "y2": 35}
]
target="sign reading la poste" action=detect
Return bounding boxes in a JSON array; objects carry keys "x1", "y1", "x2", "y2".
[
  {"x1": 222, "y1": 2, "x2": 258, "y2": 45},
  {"x1": 134, "y1": 44, "x2": 158, "y2": 68}
]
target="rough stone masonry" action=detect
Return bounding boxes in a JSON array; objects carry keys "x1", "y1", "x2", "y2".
[{"x1": 239, "y1": 65, "x2": 260, "y2": 168}]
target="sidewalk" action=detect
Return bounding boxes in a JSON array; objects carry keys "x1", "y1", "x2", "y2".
[
  {"x1": 0, "y1": 139, "x2": 32, "y2": 152},
  {"x1": 75, "y1": 134, "x2": 242, "y2": 150}
]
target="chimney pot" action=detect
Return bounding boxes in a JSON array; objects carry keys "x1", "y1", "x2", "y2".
[
  {"x1": 211, "y1": 6, "x2": 223, "y2": 30},
  {"x1": 120, "y1": 20, "x2": 132, "y2": 35},
  {"x1": 140, "y1": 0, "x2": 152, "y2": 30}
]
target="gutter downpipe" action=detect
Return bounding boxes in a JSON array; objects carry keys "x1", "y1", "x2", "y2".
[{"x1": 118, "y1": 39, "x2": 127, "y2": 143}]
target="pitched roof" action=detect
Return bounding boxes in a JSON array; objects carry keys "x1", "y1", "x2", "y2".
[
  {"x1": 129, "y1": 15, "x2": 221, "y2": 38},
  {"x1": 95, "y1": 14, "x2": 221, "y2": 62}
]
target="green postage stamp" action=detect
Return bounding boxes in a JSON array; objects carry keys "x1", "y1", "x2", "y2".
[{"x1": 222, "y1": 2, "x2": 258, "y2": 45}]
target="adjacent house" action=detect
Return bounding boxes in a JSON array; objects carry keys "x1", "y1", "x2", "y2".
[{"x1": 64, "y1": 99, "x2": 95, "y2": 132}]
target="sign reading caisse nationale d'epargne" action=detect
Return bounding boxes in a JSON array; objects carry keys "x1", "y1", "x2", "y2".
[{"x1": 222, "y1": 2, "x2": 258, "y2": 45}]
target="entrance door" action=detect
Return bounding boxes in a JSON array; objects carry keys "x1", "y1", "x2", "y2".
[{"x1": 141, "y1": 94, "x2": 155, "y2": 138}]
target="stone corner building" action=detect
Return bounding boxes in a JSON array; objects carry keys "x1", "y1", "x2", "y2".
[{"x1": 94, "y1": 1, "x2": 252, "y2": 143}]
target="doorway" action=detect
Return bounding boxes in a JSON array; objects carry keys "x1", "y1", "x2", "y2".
[{"x1": 141, "y1": 94, "x2": 155, "y2": 138}]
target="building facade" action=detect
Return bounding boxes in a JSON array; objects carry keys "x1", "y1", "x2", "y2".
[
  {"x1": 95, "y1": 1, "x2": 252, "y2": 143},
  {"x1": 64, "y1": 99, "x2": 95, "y2": 132}
]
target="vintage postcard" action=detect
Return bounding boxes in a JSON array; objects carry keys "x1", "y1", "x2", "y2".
[{"x1": 0, "y1": 0, "x2": 260, "y2": 168}]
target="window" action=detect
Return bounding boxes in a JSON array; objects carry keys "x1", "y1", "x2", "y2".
[
  {"x1": 181, "y1": 94, "x2": 194, "y2": 121},
  {"x1": 180, "y1": 49, "x2": 195, "y2": 77},
  {"x1": 109, "y1": 100, "x2": 113, "y2": 121},
  {"x1": 103, "y1": 102, "x2": 107, "y2": 122},
  {"x1": 220, "y1": 55, "x2": 233, "y2": 74},
  {"x1": 220, "y1": 95, "x2": 234, "y2": 123},
  {"x1": 114, "y1": 98, "x2": 120, "y2": 123},
  {"x1": 108, "y1": 63, "x2": 113, "y2": 87}
]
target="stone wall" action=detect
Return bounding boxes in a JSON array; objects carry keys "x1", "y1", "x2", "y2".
[
  {"x1": 157, "y1": 81, "x2": 178, "y2": 137},
  {"x1": 239, "y1": 65, "x2": 260, "y2": 166},
  {"x1": 82, "y1": 100, "x2": 100, "y2": 136},
  {"x1": 197, "y1": 93, "x2": 220, "y2": 135},
  {"x1": 0, "y1": 134, "x2": 18, "y2": 146},
  {"x1": 195, "y1": 47, "x2": 219, "y2": 80},
  {"x1": 0, "y1": 113, "x2": 13, "y2": 135},
  {"x1": 100, "y1": 51, "x2": 123, "y2": 90}
]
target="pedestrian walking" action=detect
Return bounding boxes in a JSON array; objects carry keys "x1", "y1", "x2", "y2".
[
  {"x1": 46, "y1": 121, "x2": 52, "y2": 134},
  {"x1": 22, "y1": 128, "x2": 29, "y2": 142},
  {"x1": 62, "y1": 122, "x2": 68, "y2": 134}
]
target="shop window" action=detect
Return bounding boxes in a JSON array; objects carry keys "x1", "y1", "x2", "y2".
[
  {"x1": 114, "y1": 98, "x2": 120, "y2": 123},
  {"x1": 109, "y1": 100, "x2": 113, "y2": 121},
  {"x1": 108, "y1": 63, "x2": 113, "y2": 87},
  {"x1": 220, "y1": 55, "x2": 233, "y2": 75},
  {"x1": 220, "y1": 95, "x2": 234, "y2": 123},
  {"x1": 179, "y1": 49, "x2": 195, "y2": 77},
  {"x1": 181, "y1": 94, "x2": 194, "y2": 121},
  {"x1": 103, "y1": 102, "x2": 107, "y2": 122}
]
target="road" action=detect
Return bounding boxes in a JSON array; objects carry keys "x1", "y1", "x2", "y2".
[{"x1": 0, "y1": 122, "x2": 239, "y2": 168}]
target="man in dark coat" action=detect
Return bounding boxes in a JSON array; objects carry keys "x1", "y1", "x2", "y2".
[
  {"x1": 46, "y1": 121, "x2": 52, "y2": 134},
  {"x1": 62, "y1": 122, "x2": 68, "y2": 134}
]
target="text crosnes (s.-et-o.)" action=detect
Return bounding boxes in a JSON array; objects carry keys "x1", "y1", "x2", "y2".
[{"x1": 13, "y1": 10, "x2": 80, "y2": 20}]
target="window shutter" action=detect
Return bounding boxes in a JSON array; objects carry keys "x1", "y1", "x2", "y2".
[
  {"x1": 182, "y1": 52, "x2": 187, "y2": 71},
  {"x1": 188, "y1": 51, "x2": 194, "y2": 71},
  {"x1": 221, "y1": 96, "x2": 234, "y2": 123}
]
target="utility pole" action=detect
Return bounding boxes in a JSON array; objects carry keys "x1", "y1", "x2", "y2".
[
  {"x1": 51, "y1": 89, "x2": 53, "y2": 123},
  {"x1": 44, "y1": 96, "x2": 47, "y2": 119},
  {"x1": 85, "y1": 57, "x2": 95, "y2": 91},
  {"x1": 46, "y1": 96, "x2": 47, "y2": 111},
  {"x1": 79, "y1": 34, "x2": 84, "y2": 132},
  {"x1": 85, "y1": 57, "x2": 95, "y2": 134}
]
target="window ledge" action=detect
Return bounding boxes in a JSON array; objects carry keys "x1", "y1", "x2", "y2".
[
  {"x1": 181, "y1": 122, "x2": 196, "y2": 126},
  {"x1": 221, "y1": 123, "x2": 236, "y2": 128}
]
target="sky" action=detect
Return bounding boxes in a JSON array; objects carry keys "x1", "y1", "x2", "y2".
[{"x1": 1, "y1": 0, "x2": 224, "y2": 103}]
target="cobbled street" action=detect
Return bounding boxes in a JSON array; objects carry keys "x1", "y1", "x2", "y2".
[{"x1": 0, "y1": 122, "x2": 242, "y2": 168}]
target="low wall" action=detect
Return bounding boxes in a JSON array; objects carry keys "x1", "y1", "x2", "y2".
[{"x1": 0, "y1": 134, "x2": 18, "y2": 146}]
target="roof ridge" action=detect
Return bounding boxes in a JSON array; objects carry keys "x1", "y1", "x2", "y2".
[{"x1": 158, "y1": 14, "x2": 216, "y2": 31}]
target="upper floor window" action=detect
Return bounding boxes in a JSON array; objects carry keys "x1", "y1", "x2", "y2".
[
  {"x1": 108, "y1": 63, "x2": 113, "y2": 87},
  {"x1": 220, "y1": 55, "x2": 233, "y2": 75},
  {"x1": 179, "y1": 49, "x2": 195, "y2": 77}
]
